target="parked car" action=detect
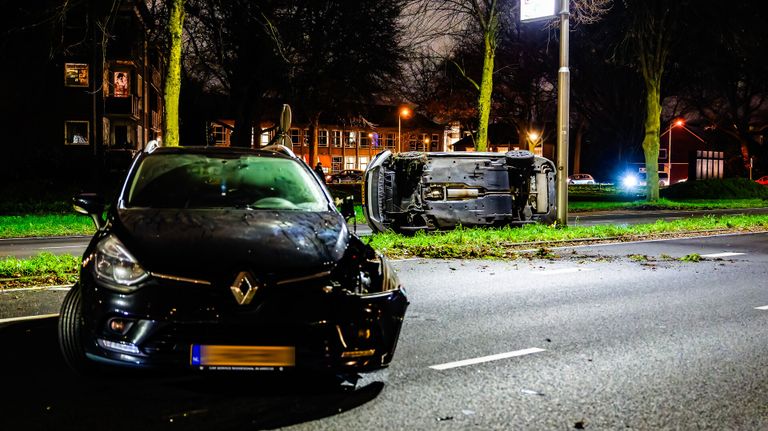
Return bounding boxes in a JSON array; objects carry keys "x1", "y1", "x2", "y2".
[
  {"x1": 364, "y1": 150, "x2": 556, "y2": 234},
  {"x1": 756, "y1": 175, "x2": 768, "y2": 185},
  {"x1": 567, "y1": 173, "x2": 596, "y2": 185},
  {"x1": 327, "y1": 169, "x2": 364, "y2": 184},
  {"x1": 59, "y1": 145, "x2": 408, "y2": 375}
]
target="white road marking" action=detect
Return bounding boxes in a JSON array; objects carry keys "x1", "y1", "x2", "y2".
[
  {"x1": 700, "y1": 252, "x2": 745, "y2": 258},
  {"x1": 533, "y1": 267, "x2": 594, "y2": 275},
  {"x1": 754, "y1": 305, "x2": 768, "y2": 311},
  {"x1": 429, "y1": 347, "x2": 546, "y2": 370},
  {"x1": 0, "y1": 313, "x2": 59, "y2": 324},
  {"x1": 0, "y1": 285, "x2": 73, "y2": 293}
]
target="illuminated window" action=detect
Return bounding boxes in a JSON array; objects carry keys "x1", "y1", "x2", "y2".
[
  {"x1": 332, "y1": 130, "x2": 342, "y2": 147},
  {"x1": 332, "y1": 156, "x2": 343, "y2": 173},
  {"x1": 65, "y1": 121, "x2": 89, "y2": 145},
  {"x1": 346, "y1": 132, "x2": 356, "y2": 148},
  {"x1": 113, "y1": 71, "x2": 130, "y2": 97},
  {"x1": 319, "y1": 130, "x2": 329, "y2": 147},
  {"x1": 359, "y1": 156, "x2": 369, "y2": 170},
  {"x1": 345, "y1": 156, "x2": 356, "y2": 169},
  {"x1": 64, "y1": 63, "x2": 88, "y2": 87}
]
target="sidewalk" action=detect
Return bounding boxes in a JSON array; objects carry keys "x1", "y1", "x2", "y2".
[{"x1": 0, "y1": 286, "x2": 69, "y2": 324}]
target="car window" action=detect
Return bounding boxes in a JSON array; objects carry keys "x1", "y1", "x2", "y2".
[{"x1": 126, "y1": 153, "x2": 328, "y2": 210}]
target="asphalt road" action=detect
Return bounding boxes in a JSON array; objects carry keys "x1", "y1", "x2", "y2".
[
  {"x1": 1, "y1": 232, "x2": 767, "y2": 430},
  {"x1": 3, "y1": 207, "x2": 768, "y2": 259}
]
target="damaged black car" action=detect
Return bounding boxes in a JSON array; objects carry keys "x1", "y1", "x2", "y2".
[
  {"x1": 59, "y1": 145, "x2": 408, "y2": 375},
  {"x1": 363, "y1": 150, "x2": 557, "y2": 234}
]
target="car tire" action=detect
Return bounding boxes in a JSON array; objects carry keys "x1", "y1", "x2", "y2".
[
  {"x1": 58, "y1": 283, "x2": 94, "y2": 375},
  {"x1": 504, "y1": 150, "x2": 535, "y2": 169}
]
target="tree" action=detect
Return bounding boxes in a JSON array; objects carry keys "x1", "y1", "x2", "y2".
[
  {"x1": 678, "y1": 3, "x2": 768, "y2": 176},
  {"x1": 405, "y1": 0, "x2": 611, "y2": 152},
  {"x1": 163, "y1": 0, "x2": 185, "y2": 147},
  {"x1": 281, "y1": 0, "x2": 405, "y2": 164},
  {"x1": 619, "y1": 1, "x2": 690, "y2": 201}
]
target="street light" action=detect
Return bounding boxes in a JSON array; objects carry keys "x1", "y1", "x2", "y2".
[
  {"x1": 667, "y1": 119, "x2": 685, "y2": 182},
  {"x1": 398, "y1": 107, "x2": 411, "y2": 153},
  {"x1": 527, "y1": 131, "x2": 541, "y2": 154}
]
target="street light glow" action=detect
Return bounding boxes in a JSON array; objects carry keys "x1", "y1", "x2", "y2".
[
  {"x1": 675, "y1": 119, "x2": 685, "y2": 127},
  {"x1": 400, "y1": 107, "x2": 411, "y2": 118},
  {"x1": 528, "y1": 131, "x2": 539, "y2": 141}
]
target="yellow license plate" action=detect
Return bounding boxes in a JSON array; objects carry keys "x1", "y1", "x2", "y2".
[{"x1": 190, "y1": 345, "x2": 295, "y2": 367}]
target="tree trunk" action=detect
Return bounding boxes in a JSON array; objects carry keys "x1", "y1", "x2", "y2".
[
  {"x1": 642, "y1": 79, "x2": 662, "y2": 202},
  {"x1": 162, "y1": 0, "x2": 184, "y2": 147},
  {"x1": 475, "y1": 27, "x2": 495, "y2": 153},
  {"x1": 308, "y1": 113, "x2": 320, "y2": 165}
]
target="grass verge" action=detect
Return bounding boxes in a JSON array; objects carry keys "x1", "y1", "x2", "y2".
[
  {"x1": 368, "y1": 214, "x2": 768, "y2": 259},
  {"x1": 0, "y1": 214, "x2": 95, "y2": 238},
  {"x1": 0, "y1": 253, "x2": 79, "y2": 289},
  {"x1": 570, "y1": 198, "x2": 768, "y2": 212}
]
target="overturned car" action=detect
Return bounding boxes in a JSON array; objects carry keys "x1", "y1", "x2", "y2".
[{"x1": 364, "y1": 150, "x2": 556, "y2": 234}]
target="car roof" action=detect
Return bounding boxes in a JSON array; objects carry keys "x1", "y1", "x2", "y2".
[{"x1": 146, "y1": 145, "x2": 292, "y2": 159}]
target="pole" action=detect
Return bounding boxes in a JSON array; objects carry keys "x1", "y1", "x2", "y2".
[
  {"x1": 555, "y1": 0, "x2": 570, "y2": 226},
  {"x1": 668, "y1": 124, "x2": 672, "y2": 179},
  {"x1": 398, "y1": 115, "x2": 401, "y2": 153}
]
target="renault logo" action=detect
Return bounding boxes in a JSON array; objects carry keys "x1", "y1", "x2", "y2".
[{"x1": 230, "y1": 271, "x2": 260, "y2": 305}]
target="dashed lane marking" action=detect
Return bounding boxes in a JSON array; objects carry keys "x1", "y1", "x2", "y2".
[
  {"x1": 700, "y1": 252, "x2": 746, "y2": 258},
  {"x1": 755, "y1": 305, "x2": 768, "y2": 310},
  {"x1": 429, "y1": 347, "x2": 546, "y2": 371}
]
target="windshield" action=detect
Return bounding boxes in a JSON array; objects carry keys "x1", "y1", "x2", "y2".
[{"x1": 125, "y1": 153, "x2": 329, "y2": 211}]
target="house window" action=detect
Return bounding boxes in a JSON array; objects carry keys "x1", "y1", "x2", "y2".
[
  {"x1": 332, "y1": 130, "x2": 342, "y2": 147},
  {"x1": 332, "y1": 156, "x2": 343, "y2": 173},
  {"x1": 319, "y1": 130, "x2": 329, "y2": 147},
  {"x1": 64, "y1": 63, "x2": 88, "y2": 87},
  {"x1": 346, "y1": 132, "x2": 356, "y2": 148},
  {"x1": 113, "y1": 71, "x2": 130, "y2": 97},
  {"x1": 370, "y1": 132, "x2": 380, "y2": 148},
  {"x1": 431, "y1": 134, "x2": 440, "y2": 151},
  {"x1": 261, "y1": 130, "x2": 271, "y2": 147},
  {"x1": 303, "y1": 129, "x2": 309, "y2": 146},
  {"x1": 359, "y1": 156, "x2": 369, "y2": 170},
  {"x1": 409, "y1": 136, "x2": 417, "y2": 151},
  {"x1": 385, "y1": 133, "x2": 395, "y2": 149},
  {"x1": 345, "y1": 156, "x2": 356, "y2": 169},
  {"x1": 65, "y1": 121, "x2": 89, "y2": 145},
  {"x1": 290, "y1": 128, "x2": 300, "y2": 146},
  {"x1": 360, "y1": 133, "x2": 370, "y2": 148},
  {"x1": 212, "y1": 125, "x2": 228, "y2": 146}
]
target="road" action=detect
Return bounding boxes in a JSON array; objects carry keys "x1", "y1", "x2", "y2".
[
  {"x1": 3, "y1": 207, "x2": 768, "y2": 259},
  {"x1": 1, "y1": 232, "x2": 767, "y2": 430}
]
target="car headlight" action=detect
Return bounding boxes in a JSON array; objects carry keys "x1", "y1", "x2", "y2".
[
  {"x1": 93, "y1": 235, "x2": 148, "y2": 292},
  {"x1": 622, "y1": 174, "x2": 638, "y2": 188}
]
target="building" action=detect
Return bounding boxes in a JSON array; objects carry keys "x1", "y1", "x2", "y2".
[
  {"x1": 209, "y1": 105, "x2": 446, "y2": 174},
  {"x1": 0, "y1": 0, "x2": 163, "y2": 179}
]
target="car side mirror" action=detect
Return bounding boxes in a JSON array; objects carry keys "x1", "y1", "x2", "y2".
[
  {"x1": 73, "y1": 193, "x2": 106, "y2": 230},
  {"x1": 340, "y1": 195, "x2": 355, "y2": 221}
]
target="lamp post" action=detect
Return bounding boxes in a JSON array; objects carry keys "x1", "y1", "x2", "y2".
[
  {"x1": 527, "y1": 131, "x2": 540, "y2": 154},
  {"x1": 667, "y1": 119, "x2": 684, "y2": 182},
  {"x1": 398, "y1": 107, "x2": 410, "y2": 153}
]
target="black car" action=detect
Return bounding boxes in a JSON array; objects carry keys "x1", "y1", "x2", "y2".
[
  {"x1": 364, "y1": 150, "x2": 556, "y2": 233},
  {"x1": 327, "y1": 169, "x2": 364, "y2": 184},
  {"x1": 59, "y1": 145, "x2": 408, "y2": 375}
]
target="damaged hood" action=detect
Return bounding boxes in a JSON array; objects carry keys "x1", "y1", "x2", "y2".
[{"x1": 112, "y1": 208, "x2": 349, "y2": 277}]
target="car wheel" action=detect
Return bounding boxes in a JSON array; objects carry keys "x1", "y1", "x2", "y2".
[
  {"x1": 58, "y1": 284, "x2": 94, "y2": 375},
  {"x1": 504, "y1": 150, "x2": 535, "y2": 169}
]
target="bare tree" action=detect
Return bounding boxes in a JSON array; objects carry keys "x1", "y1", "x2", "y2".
[{"x1": 404, "y1": 0, "x2": 611, "y2": 152}]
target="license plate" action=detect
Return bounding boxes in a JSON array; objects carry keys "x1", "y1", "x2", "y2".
[{"x1": 190, "y1": 345, "x2": 295, "y2": 368}]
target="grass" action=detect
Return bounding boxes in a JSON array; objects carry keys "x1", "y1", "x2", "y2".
[
  {"x1": 0, "y1": 252, "x2": 80, "y2": 288},
  {"x1": 569, "y1": 198, "x2": 768, "y2": 212},
  {"x1": 367, "y1": 214, "x2": 768, "y2": 259},
  {"x1": 0, "y1": 214, "x2": 95, "y2": 238}
]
